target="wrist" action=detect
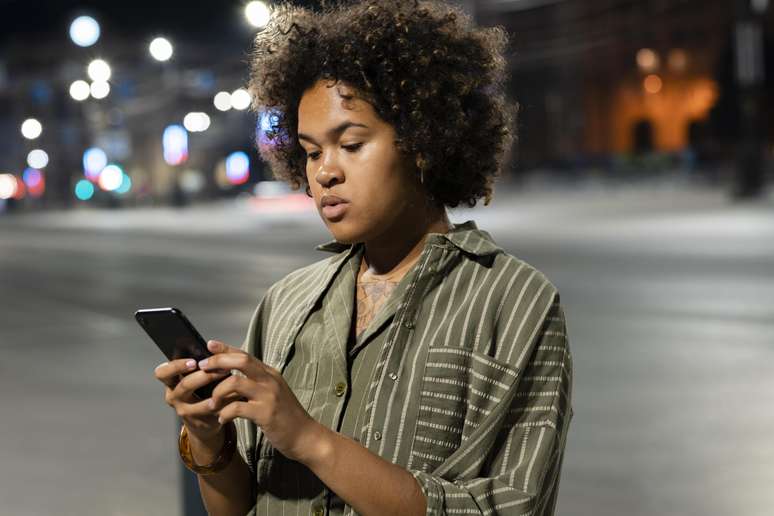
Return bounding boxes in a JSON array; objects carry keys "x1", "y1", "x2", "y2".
[
  {"x1": 296, "y1": 420, "x2": 335, "y2": 471},
  {"x1": 188, "y1": 430, "x2": 224, "y2": 464}
]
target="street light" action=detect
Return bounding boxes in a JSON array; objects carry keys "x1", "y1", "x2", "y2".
[
  {"x1": 69, "y1": 16, "x2": 100, "y2": 47},
  {"x1": 245, "y1": 1, "x2": 271, "y2": 29},
  {"x1": 27, "y1": 149, "x2": 49, "y2": 169},
  {"x1": 87, "y1": 59, "x2": 111, "y2": 82},
  {"x1": 70, "y1": 80, "x2": 90, "y2": 101},
  {"x1": 214, "y1": 91, "x2": 232, "y2": 112},
  {"x1": 21, "y1": 118, "x2": 42, "y2": 140},
  {"x1": 149, "y1": 37, "x2": 174, "y2": 62},
  {"x1": 230, "y1": 88, "x2": 251, "y2": 110},
  {"x1": 183, "y1": 112, "x2": 211, "y2": 132},
  {"x1": 90, "y1": 81, "x2": 110, "y2": 99},
  {"x1": 636, "y1": 48, "x2": 659, "y2": 73}
]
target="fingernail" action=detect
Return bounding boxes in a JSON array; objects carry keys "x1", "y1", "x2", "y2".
[
  {"x1": 217, "y1": 416, "x2": 223, "y2": 424},
  {"x1": 207, "y1": 399, "x2": 215, "y2": 409},
  {"x1": 207, "y1": 340, "x2": 218, "y2": 351},
  {"x1": 198, "y1": 358, "x2": 208, "y2": 369},
  {"x1": 185, "y1": 359, "x2": 196, "y2": 370},
  {"x1": 155, "y1": 362, "x2": 168, "y2": 371}
]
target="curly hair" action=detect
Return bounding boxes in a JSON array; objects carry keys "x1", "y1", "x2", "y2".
[{"x1": 249, "y1": 0, "x2": 515, "y2": 208}]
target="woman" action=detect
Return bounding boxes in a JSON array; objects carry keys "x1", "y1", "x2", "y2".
[{"x1": 154, "y1": 1, "x2": 573, "y2": 515}]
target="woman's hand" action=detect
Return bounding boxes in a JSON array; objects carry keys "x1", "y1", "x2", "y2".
[
  {"x1": 153, "y1": 353, "x2": 234, "y2": 443},
  {"x1": 199, "y1": 340, "x2": 323, "y2": 464}
]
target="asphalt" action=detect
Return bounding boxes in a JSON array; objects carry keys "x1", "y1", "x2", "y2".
[{"x1": 1, "y1": 182, "x2": 772, "y2": 516}]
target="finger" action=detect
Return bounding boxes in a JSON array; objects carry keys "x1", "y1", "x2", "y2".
[
  {"x1": 154, "y1": 359, "x2": 198, "y2": 387},
  {"x1": 217, "y1": 400, "x2": 252, "y2": 425},
  {"x1": 199, "y1": 351, "x2": 268, "y2": 377},
  {"x1": 209, "y1": 375, "x2": 262, "y2": 410},
  {"x1": 176, "y1": 395, "x2": 222, "y2": 419},
  {"x1": 173, "y1": 370, "x2": 232, "y2": 401},
  {"x1": 206, "y1": 340, "x2": 244, "y2": 356}
]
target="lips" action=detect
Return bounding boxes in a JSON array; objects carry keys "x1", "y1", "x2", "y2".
[{"x1": 320, "y1": 194, "x2": 349, "y2": 221}]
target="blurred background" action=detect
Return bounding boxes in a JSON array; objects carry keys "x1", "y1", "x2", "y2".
[{"x1": 0, "y1": 0, "x2": 772, "y2": 515}]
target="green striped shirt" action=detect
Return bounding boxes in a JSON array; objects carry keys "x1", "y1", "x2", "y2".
[{"x1": 235, "y1": 220, "x2": 573, "y2": 515}]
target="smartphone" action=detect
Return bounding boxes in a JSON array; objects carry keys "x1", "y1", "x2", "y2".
[{"x1": 135, "y1": 307, "x2": 224, "y2": 400}]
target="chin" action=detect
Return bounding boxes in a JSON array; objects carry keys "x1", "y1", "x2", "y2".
[{"x1": 323, "y1": 219, "x2": 370, "y2": 245}]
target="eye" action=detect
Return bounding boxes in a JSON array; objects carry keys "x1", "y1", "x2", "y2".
[
  {"x1": 342, "y1": 143, "x2": 363, "y2": 153},
  {"x1": 306, "y1": 150, "x2": 321, "y2": 161}
]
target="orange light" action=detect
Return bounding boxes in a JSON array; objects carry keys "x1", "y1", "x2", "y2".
[
  {"x1": 668, "y1": 49, "x2": 688, "y2": 72},
  {"x1": 643, "y1": 74, "x2": 663, "y2": 94},
  {"x1": 636, "y1": 48, "x2": 659, "y2": 72}
]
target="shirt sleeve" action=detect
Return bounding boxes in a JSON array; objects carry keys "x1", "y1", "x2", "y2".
[{"x1": 408, "y1": 296, "x2": 573, "y2": 516}]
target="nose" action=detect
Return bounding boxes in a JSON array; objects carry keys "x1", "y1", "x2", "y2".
[{"x1": 314, "y1": 152, "x2": 344, "y2": 189}]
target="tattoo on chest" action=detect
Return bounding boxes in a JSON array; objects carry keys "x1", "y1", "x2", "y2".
[{"x1": 355, "y1": 280, "x2": 398, "y2": 337}]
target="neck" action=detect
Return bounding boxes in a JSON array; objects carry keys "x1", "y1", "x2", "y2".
[{"x1": 361, "y1": 206, "x2": 451, "y2": 278}]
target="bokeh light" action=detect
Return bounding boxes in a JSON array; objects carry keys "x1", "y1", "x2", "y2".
[
  {"x1": 98, "y1": 164, "x2": 124, "y2": 191},
  {"x1": 636, "y1": 48, "x2": 659, "y2": 73},
  {"x1": 0, "y1": 174, "x2": 18, "y2": 200},
  {"x1": 90, "y1": 81, "x2": 110, "y2": 99},
  {"x1": 23, "y1": 168, "x2": 45, "y2": 197},
  {"x1": 87, "y1": 59, "x2": 111, "y2": 82},
  {"x1": 23, "y1": 168, "x2": 43, "y2": 188},
  {"x1": 115, "y1": 172, "x2": 132, "y2": 195},
  {"x1": 70, "y1": 80, "x2": 91, "y2": 101},
  {"x1": 27, "y1": 149, "x2": 49, "y2": 169},
  {"x1": 21, "y1": 118, "x2": 42, "y2": 140},
  {"x1": 225, "y1": 151, "x2": 250, "y2": 185},
  {"x1": 183, "y1": 112, "x2": 211, "y2": 132},
  {"x1": 256, "y1": 110, "x2": 281, "y2": 148},
  {"x1": 230, "y1": 88, "x2": 251, "y2": 110},
  {"x1": 245, "y1": 1, "x2": 271, "y2": 29},
  {"x1": 668, "y1": 49, "x2": 688, "y2": 72},
  {"x1": 163, "y1": 125, "x2": 189, "y2": 166},
  {"x1": 214, "y1": 91, "x2": 232, "y2": 112},
  {"x1": 83, "y1": 147, "x2": 108, "y2": 181},
  {"x1": 149, "y1": 37, "x2": 174, "y2": 62},
  {"x1": 69, "y1": 16, "x2": 100, "y2": 47},
  {"x1": 644, "y1": 74, "x2": 663, "y2": 94},
  {"x1": 74, "y1": 179, "x2": 95, "y2": 201}
]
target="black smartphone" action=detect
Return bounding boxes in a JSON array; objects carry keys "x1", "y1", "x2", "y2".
[{"x1": 135, "y1": 307, "x2": 224, "y2": 400}]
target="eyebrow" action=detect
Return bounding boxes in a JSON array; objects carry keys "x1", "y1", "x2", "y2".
[{"x1": 297, "y1": 121, "x2": 369, "y2": 145}]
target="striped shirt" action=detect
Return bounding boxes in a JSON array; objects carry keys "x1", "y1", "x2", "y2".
[{"x1": 234, "y1": 220, "x2": 573, "y2": 515}]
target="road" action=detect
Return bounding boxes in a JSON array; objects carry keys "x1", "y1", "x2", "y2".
[{"x1": 1, "y1": 182, "x2": 772, "y2": 516}]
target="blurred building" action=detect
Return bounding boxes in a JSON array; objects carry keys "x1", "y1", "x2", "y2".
[{"x1": 478, "y1": 0, "x2": 773, "y2": 172}]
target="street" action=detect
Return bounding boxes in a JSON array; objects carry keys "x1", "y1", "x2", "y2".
[{"x1": 1, "y1": 182, "x2": 772, "y2": 516}]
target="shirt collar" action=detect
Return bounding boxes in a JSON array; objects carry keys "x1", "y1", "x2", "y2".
[{"x1": 314, "y1": 220, "x2": 501, "y2": 257}]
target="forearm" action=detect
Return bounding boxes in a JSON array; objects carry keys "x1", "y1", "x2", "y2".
[
  {"x1": 301, "y1": 424, "x2": 426, "y2": 516},
  {"x1": 189, "y1": 428, "x2": 253, "y2": 516}
]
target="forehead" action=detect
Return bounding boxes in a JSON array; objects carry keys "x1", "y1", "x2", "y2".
[{"x1": 298, "y1": 80, "x2": 375, "y2": 127}]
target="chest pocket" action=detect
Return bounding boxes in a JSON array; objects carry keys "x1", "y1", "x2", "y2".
[{"x1": 410, "y1": 346, "x2": 520, "y2": 473}]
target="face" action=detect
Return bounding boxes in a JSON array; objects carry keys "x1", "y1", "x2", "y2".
[{"x1": 298, "y1": 79, "x2": 425, "y2": 244}]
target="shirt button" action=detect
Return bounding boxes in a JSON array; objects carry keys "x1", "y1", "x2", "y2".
[
  {"x1": 334, "y1": 382, "x2": 347, "y2": 397},
  {"x1": 388, "y1": 372, "x2": 398, "y2": 381},
  {"x1": 312, "y1": 507, "x2": 324, "y2": 516},
  {"x1": 403, "y1": 319, "x2": 415, "y2": 330},
  {"x1": 373, "y1": 431, "x2": 382, "y2": 441}
]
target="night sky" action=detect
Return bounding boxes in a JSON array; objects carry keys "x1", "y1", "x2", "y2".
[{"x1": 0, "y1": 0, "x2": 317, "y2": 47}]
